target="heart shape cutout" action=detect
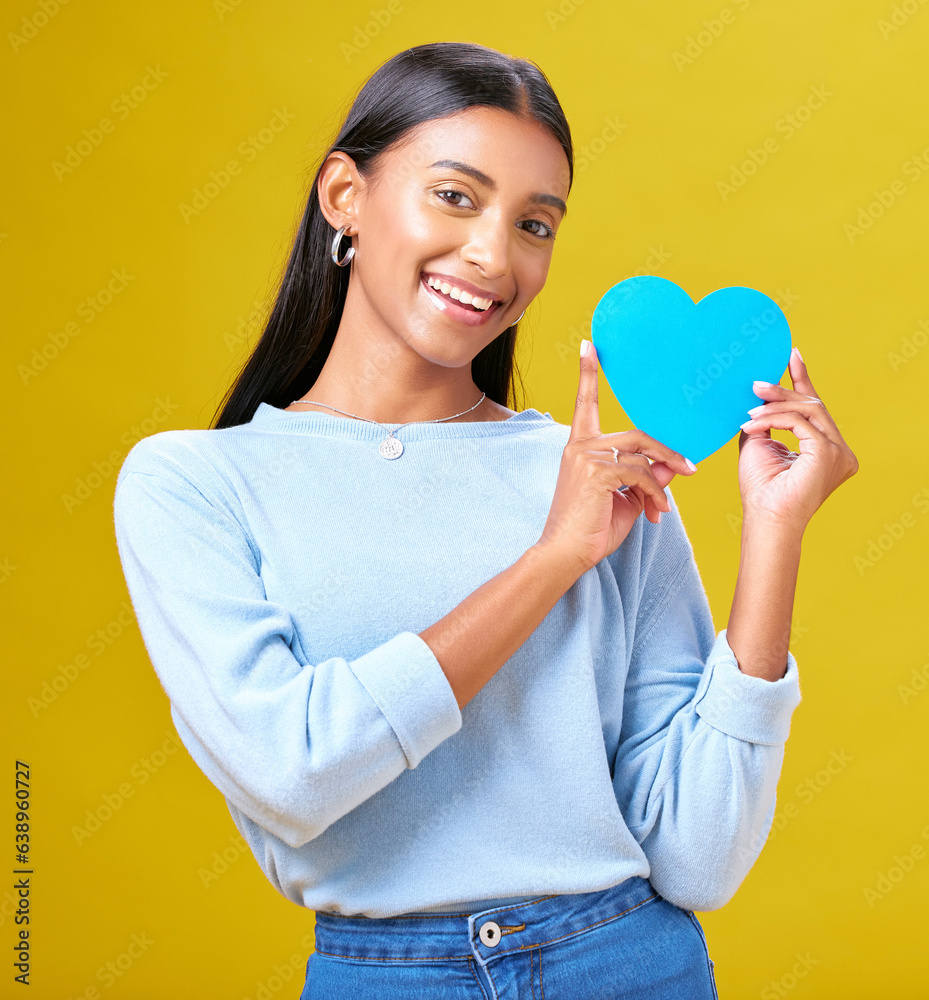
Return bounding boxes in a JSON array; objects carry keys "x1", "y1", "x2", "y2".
[{"x1": 590, "y1": 275, "x2": 792, "y2": 464}]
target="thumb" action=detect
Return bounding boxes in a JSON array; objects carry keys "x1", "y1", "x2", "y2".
[{"x1": 649, "y1": 460, "x2": 677, "y2": 493}]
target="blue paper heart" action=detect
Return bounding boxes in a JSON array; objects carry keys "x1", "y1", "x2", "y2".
[{"x1": 590, "y1": 275, "x2": 792, "y2": 465}]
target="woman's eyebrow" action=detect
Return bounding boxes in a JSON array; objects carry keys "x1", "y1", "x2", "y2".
[{"x1": 428, "y1": 159, "x2": 567, "y2": 217}]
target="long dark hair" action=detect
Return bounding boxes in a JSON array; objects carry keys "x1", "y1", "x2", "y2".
[{"x1": 212, "y1": 42, "x2": 574, "y2": 430}]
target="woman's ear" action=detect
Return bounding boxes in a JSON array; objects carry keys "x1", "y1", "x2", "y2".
[{"x1": 317, "y1": 151, "x2": 364, "y2": 235}]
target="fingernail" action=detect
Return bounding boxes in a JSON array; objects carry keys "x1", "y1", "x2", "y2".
[
  {"x1": 581, "y1": 339, "x2": 591, "y2": 357},
  {"x1": 740, "y1": 419, "x2": 754, "y2": 430},
  {"x1": 792, "y1": 346, "x2": 803, "y2": 362},
  {"x1": 656, "y1": 510, "x2": 662, "y2": 522},
  {"x1": 684, "y1": 457, "x2": 697, "y2": 472},
  {"x1": 747, "y1": 404, "x2": 765, "y2": 417},
  {"x1": 753, "y1": 380, "x2": 772, "y2": 389}
]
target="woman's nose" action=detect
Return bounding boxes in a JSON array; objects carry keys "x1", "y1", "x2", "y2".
[{"x1": 460, "y1": 214, "x2": 512, "y2": 278}]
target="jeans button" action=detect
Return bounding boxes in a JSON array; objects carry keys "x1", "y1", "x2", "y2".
[{"x1": 478, "y1": 920, "x2": 502, "y2": 947}]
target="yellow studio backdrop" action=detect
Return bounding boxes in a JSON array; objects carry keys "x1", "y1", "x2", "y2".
[{"x1": 2, "y1": 1, "x2": 927, "y2": 996}]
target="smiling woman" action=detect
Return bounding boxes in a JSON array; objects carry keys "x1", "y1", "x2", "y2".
[
  {"x1": 208, "y1": 43, "x2": 575, "y2": 430},
  {"x1": 293, "y1": 103, "x2": 569, "y2": 365},
  {"x1": 110, "y1": 40, "x2": 819, "y2": 1000}
]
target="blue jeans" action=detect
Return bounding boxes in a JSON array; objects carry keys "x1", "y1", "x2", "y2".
[{"x1": 299, "y1": 876, "x2": 719, "y2": 999}]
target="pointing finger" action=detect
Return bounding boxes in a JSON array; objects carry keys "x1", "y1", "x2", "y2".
[
  {"x1": 569, "y1": 339, "x2": 602, "y2": 444},
  {"x1": 787, "y1": 346, "x2": 819, "y2": 399}
]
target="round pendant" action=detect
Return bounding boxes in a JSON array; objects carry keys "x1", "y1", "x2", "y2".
[{"x1": 379, "y1": 435, "x2": 404, "y2": 460}]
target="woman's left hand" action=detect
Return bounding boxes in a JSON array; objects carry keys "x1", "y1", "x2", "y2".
[{"x1": 736, "y1": 347, "x2": 859, "y2": 533}]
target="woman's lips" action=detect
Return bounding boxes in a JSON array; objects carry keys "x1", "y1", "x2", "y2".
[{"x1": 420, "y1": 274, "x2": 502, "y2": 326}]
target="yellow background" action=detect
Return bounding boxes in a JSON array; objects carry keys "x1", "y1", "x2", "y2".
[{"x1": 3, "y1": 0, "x2": 928, "y2": 996}]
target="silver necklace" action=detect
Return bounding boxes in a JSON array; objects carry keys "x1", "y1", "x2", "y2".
[{"x1": 288, "y1": 392, "x2": 488, "y2": 459}]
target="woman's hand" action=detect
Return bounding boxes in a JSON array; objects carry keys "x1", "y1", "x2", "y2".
[
  {"x1": 536, "y1": 340, "x2": 697, "y2": 577},
  {"x1": 737, "y1": 347, "x2": 859, "y2": 533}
]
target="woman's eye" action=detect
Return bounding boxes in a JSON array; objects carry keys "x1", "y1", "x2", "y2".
[
  {"x1": 436, "y1": 189, "x2": 474, "y2": 208},
  {"x1": 436, "y1": 190, "x2": 554, "y2": 241},
  {"x1": 521, "y1": 219, "x2": 555, "y2": 240}
]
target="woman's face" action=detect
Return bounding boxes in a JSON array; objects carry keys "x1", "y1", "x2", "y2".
[{"x1": 330, "y1": 106, "x2": 571, "y2": 369}]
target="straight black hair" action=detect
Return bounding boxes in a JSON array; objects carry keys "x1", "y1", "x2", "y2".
[{"x1": 212, "y1": 41, "x2": 574, "y2": 430}]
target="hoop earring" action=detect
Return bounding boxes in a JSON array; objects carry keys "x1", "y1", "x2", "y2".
[
  {"x1": 330, "y1": 225, "x2": 355, "y2": 267},
  {"x1": 509, "y1": 309, "x2": 526, "y2": 328}
]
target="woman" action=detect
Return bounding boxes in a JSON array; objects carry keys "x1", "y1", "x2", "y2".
[{"x1": 113, "y1": 41, "x2": 857, "y2": 999}]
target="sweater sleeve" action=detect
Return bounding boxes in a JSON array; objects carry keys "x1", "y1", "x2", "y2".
[
  {"x1": 610, "y1": 487, "x2": 802, "y2": 912},
  {"x1": 112, "y1": 460, "x2": 463, "y2": 850}
]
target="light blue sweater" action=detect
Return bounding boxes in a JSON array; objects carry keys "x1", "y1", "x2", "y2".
[{"x1": 112, "y1": 402, "x2": 802, "y2": 919}]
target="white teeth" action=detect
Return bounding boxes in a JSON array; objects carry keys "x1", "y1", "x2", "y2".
[{"x1": 426, "y1": 276, "x2": 494, "y2": 311}]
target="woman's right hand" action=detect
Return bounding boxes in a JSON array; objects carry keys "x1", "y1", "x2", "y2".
[{"x1": 536, "y1": 339, "x2": 698, "y2": 577}]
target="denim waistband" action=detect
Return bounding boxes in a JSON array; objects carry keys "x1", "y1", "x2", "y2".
[{"x1": 312, "y1": 876, "x2": 660, "y2": 964}]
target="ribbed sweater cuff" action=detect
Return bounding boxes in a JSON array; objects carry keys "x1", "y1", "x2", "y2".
[
  {"x1": 349, "y1": 631, "x2": 463, "y2": 769},
  {"x1": 694, "y1": 628, "x2": 802, "y2": 745}
]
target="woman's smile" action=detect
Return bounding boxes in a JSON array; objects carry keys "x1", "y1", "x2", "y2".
[{"x1": 420, "y1": 272, "x2": 505, "y2": 327}]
